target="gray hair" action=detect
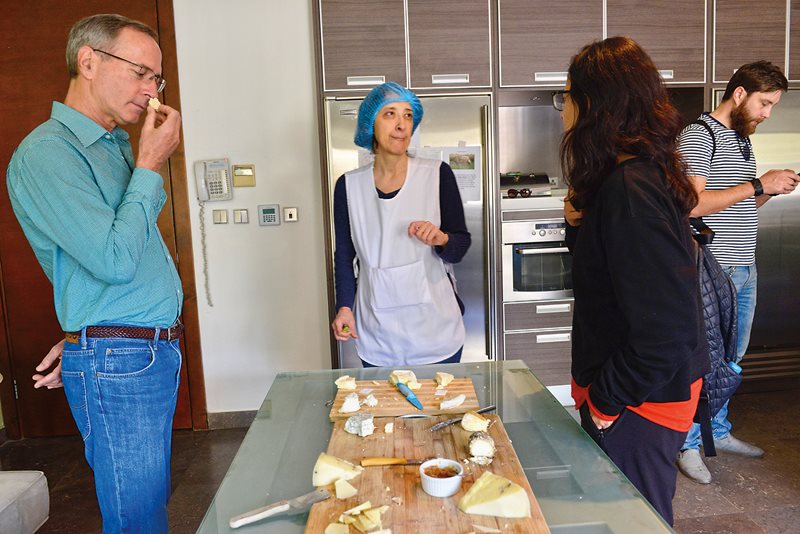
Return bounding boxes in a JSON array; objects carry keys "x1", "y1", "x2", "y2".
[{"x1": 66, "y1": 14, "x2": 158, "y2": 78}]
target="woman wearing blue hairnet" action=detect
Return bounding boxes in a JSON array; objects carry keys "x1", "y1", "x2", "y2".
[{"x1": 331, "y1": 82, "x2": 471, "y2": 367}]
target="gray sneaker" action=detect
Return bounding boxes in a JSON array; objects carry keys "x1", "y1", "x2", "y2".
[
  {"x1": 713, "y1": 434, "x2": 764, "y2": 458},
  {"x1": 677, "y1": 448, "x2": 712, "y2": 484}
]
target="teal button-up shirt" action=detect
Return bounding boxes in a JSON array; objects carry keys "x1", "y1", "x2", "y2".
[{"x1": 6, "y1": 102, "x2": 183, "y2": 331}]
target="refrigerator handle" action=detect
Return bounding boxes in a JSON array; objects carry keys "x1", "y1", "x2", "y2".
[{"x1": 480, "y1": 103, "x2": 496, "y2": 362}]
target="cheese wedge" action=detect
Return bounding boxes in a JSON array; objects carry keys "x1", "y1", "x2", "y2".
[
  {"x1": 325, "y1": 523, "x2": 350, "y2": 534},
  {"x1": 461, "y1": 411, "x2": 490, "y2": 432},
  {"x1": 435, "y1": 371, "x2": 455, "y2": 387},
  {"x1": 388, "y1": 369, "x2": 422, "y2": 390},
  {"x1": 458, "y1": 472, "x2": 531, "y2": 518},
  {"x1": 312, "y1": 453, "x2": 363, "y2": 486},
  {"x1": 335, "y1": 479, "x2": 359, "y2": 499},
  {"x1": 335, "y1": 375, "x2": 357, "y2": 390},
  {"x1": 440, "y1": 393, "x2": 466, "y2": 410}
]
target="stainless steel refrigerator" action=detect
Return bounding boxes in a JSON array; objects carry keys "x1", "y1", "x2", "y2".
[{"x1": 322, "y1": 94, "x2": 494, "y2": 368}]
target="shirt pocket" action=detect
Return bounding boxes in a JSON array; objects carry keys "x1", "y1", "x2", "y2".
[{"x1": 369, "y1": 260, "x2": 432, "y2": 310}]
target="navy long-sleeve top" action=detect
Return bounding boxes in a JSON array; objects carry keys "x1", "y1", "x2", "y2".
[{"x1": 333, "y1": 161, "x2": 471, "y2": 310}]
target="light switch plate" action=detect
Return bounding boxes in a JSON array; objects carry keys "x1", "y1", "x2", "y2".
[
  {"x1": 233, "y1": 209, "x2": 249, "y2": 224},
  {"x1": 212, "y1": 209, "x2": 228, "y2": 224},
  {"x1": 283, "y1": 207, "x2": 298, "y2": 222}
]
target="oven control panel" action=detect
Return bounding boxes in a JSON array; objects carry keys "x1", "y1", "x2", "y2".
[{"x1": 502, "y1": 219, "x2": 567, "y2": 244}]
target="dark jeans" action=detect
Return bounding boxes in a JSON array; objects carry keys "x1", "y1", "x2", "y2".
[
  {"x1": 361, "y1": 346, "x2": 463, "y2": 368},
  {"x1": 579, "y1": 403, "x2": 687, "y2": 526}
]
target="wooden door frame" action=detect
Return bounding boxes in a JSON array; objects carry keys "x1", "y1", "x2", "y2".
[{"x1": 0, "y1": 1, "x2": 207, "y2": 437}]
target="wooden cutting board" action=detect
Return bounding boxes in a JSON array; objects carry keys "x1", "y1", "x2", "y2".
[
  {"x1": 305, "y1": 415, "x2": 550, "y2": 533},
  {"x1": 329, "y1": 378, "x2": 480, "y2": 421}
]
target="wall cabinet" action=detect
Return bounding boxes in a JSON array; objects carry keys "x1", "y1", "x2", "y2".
[
  {"x1": 607, "y1": 0, "x2": 706, "y2": 83},
  {"x1": 791, "y1": 0, "x2": 800, "y2": 81},
  {"x1": 407, "y1": 0, "x2": 492, "y2": 88},
  {"x1": 319, "y1": 0, "x2": 492, "y2": 91},
  {"x1": 498, "y1": 0, "x2": 603, "y2": 87},
  {"x1": 319, "y1": 0, "x2": 407, "y2": 90},
  {"x1": 714, "y1": 0, "x2": 787, "y2": 83}
]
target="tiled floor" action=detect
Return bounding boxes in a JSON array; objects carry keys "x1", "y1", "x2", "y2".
[{"x1": 1, "y1": 390, "x2": 797, "y2": 533}]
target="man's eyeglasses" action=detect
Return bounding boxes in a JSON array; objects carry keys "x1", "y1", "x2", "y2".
[
  {"x1": 737, "y1": 135, "x2": 752, "y2": 162},
  {"x1": 92, "y1": 48, "x2": 166, "y2": 93},
  {"x1": 552, "y1": 90, "x2": 570, "y2": 112}
]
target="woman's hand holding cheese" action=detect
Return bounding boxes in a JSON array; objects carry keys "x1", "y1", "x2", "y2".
[
  {"x1": 408, "y1": 220, "x2": 449, "y2": 247},
  {"x1": 332, "y1": 307, "x2": 358, "y2": 341}
]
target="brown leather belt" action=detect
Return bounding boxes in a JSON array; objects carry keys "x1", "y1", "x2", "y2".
[{"x1": 64, "y1": 321, "x2": 183, "y2": 345}]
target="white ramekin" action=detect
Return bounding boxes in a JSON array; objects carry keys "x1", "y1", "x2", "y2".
[{"x1": 419, "y1": 458, "x2": 464, "y2": 498}]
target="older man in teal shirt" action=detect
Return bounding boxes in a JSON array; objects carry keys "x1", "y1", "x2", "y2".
[{"x1": 7, "y1": 14, "x2": 183, "y2": 533}]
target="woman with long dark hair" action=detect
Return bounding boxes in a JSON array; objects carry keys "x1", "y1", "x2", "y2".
[{"x1": 558, "y1": 36, "x2": 709, "y2": 525}]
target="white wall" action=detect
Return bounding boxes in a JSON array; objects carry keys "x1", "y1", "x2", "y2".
[{"x1": 173, "y1": 1, "x2": 331, "y2": 413}]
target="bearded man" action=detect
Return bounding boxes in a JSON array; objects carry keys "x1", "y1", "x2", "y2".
[{"x1": 675, "y1": 61, "x2": 798, "y2": 484}]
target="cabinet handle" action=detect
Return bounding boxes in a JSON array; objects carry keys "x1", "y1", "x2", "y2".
[
  {"x1": 516, "y1": 247, "x2": 570, "y2": 255},
  {"x1": 536, "y1": 332, "x2": 571, "y2": 344},
  {"x1": 658, "y1": 70, "x2": 674, "y2": 80},
  {"x1": 431, "y1": 73, "x2": 470, "y2": 84},
  {"x1": 346, "y1": 75, "x2": 385, "y2": 87},
  {"x1": 534, "y1": 72, "x2": 568, "y2": 83},
  {"x1": 536, "y1": 303, "x2": 571, "y2": 314}
]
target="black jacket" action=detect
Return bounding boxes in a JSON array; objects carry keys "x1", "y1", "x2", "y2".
[{"x1": 568, "y1": 158, "x2": 709, "y2": 417}]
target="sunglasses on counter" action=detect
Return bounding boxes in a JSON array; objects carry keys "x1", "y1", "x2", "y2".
[{"x1": 506, "y1": 188, "x2": 532, "y2": 198}]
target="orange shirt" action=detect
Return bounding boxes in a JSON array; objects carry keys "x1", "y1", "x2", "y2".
[{"x1": 572, "y1": 378, "x2": 703, "y2": 432}]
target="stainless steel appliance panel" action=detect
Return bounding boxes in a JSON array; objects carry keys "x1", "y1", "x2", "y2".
[{"x1": 324, "y1": 95, "x2": 492, "y2": 367}]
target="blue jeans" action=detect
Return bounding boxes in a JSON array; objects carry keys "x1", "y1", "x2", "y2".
[
  {"x1": 683, "y1": 264, "x2": 757, "y2": 450},
  {"x1": 361, "y1": 347, "x2": 463, "y2": 368},
  {"x1": 61, "y1": 331, "x2": 181, "y2": 533}
]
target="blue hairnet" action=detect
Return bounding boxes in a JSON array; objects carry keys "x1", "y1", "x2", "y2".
[{"x1": 354, "y1": 82, "x2": 423, "y2": 151}]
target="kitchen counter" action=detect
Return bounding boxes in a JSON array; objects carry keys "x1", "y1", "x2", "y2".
[{"x1": 198, "y1": 360, "x2": 673, "y2": 533}]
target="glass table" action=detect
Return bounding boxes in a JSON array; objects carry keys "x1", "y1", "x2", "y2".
[{"x1": 198, "y1": 360, "x2": 674, "y2": 533}]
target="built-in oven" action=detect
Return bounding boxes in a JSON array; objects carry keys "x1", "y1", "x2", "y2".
[{"x1": 502, "y1": 218, "x2": 573, "y2": 302}]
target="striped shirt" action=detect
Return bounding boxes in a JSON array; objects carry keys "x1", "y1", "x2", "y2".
[{"x1": 678, "y1": 113, "x2": 758, "y2": 265}]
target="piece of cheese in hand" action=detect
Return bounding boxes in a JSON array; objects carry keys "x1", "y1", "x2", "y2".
[
  {"x1": 335, "y1": 479, "x2": 359, "y2": 499},
  {"x1": 148, "y1": 97, "x2": 161, "y2": 111},
  {"x1": 312, "y1": 452, "x2": 363, "y2": 486},
  {"x1": 440, "y1": 393, "x2": 466, "y2": 410},
  {"x1": 435, "y1": 371, "x2": 455, "y2": 387},
  {"x1": 335, "y1": 375, "x2": 357, "y2": 390},
  {"x1": 458, "y1": 472, "x2": 531, "y2": 518},
  {"x1": 388, "y1": 369, "x2": 422, "y2": 390}
]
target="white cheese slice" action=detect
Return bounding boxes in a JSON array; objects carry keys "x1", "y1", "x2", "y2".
[
  {"x1": 384, "y1": 422, "x2": 394, "y2": 434},
  {"x1": 344, "y1": 413, "x2": 375, "y2": 437},
  {"x1": 324, "y1": 523, "x2": 350, "y2": 534},
  {"x1": 435, "y1": 371, "x2": 455, "y2": 387},
  {"x1": 362, "y1": 393, "x2": 378, "y2": 407},
  {"x1": 457, "y1": 472, "x2": 531, "y2": 518},
  {"x1": 440, "y1": 393, "x2": 466, "y2": 410},
  {"x1": 312, "y1": 452, "x2": 363, "y2": 486},
  {"x1": 339, "y1": 392, "x2": 361, "y2": 413},
  {"x1": 335, "y1": 478, "x2": 359, "y2": 499},
  {"x1": 341, "y1": 501, "x2": 372, "y2": 517}
]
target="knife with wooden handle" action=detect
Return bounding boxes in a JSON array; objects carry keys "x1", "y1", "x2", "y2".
[
  {"x1": 361, "y1": 457, "x2": 425, "y2": 466},
  {"x1": 428, "y1": 404, "x2": 497, "y2": 431}
]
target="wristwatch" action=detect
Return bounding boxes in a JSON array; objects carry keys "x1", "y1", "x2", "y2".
[{"x1": 751, "y1": 178, "x2": 764, "y2": 197}]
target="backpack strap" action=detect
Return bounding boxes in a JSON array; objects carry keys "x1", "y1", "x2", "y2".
[{"x1": 690, "y1": 117, "x2": 716, "y2": 163}]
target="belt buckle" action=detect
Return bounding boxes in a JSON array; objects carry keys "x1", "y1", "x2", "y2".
[{"x1": 167, "y1": 320, "x2": 182, "y2": 341}]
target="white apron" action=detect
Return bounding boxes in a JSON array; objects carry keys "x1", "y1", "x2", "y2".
[{"x1": 346, "y1": 157, "x2": 465, "y2": 366}]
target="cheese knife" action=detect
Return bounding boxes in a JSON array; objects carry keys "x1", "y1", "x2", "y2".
[
  {"x1": 396, "y1": 382, "x2": 424, "y2": 410},
  {"x1": 229, "y1": 488, "x2": 331, "y2": 529},
  {"x1": 361, "y1": 456, "x2": 426, "y2": 466},
  {"x1": 428, "y1": 404, "x2": 497, "y2": 432}
]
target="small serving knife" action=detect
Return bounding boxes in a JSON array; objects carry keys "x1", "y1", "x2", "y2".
[
  {"x1": 396, "y1": 382, "x2": 424, "y2": 410},
  {"x1": 361, "y1": 457, "x2": 426, "y2": 466},
  {"x1": 229, "y1": 488, "x2": 331, "y2": 529},
  {"x1": 428, "y1": 404, "x2": 497, "y2": 432}
]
